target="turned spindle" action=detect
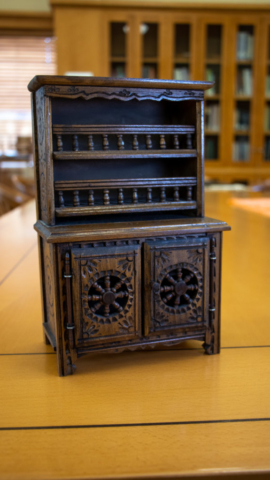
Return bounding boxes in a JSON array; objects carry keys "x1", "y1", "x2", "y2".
[
  {"x1": 160, "y1": 187, "x2": 166, "y2": 202},
  {"x1": 56, "y1": 135, "x2": 63, "y2": 152},
  {"x1": 146, "y1": 134, "x2": 152, "y2": 149},
  {"x1": 174, "y1": 187, "x2": 180, "y2": 202},
  {"x1": 103, "y1": 189, "x2": 110, "y2": 205},
  {"x1": 103, "y1": 134, "x2": 109, "y2": 150},
  {"x1": 117, "y1": 135, "x2": 125, "y2": 150},
  {"x1": 73, "y1": 135, "x2": 79, "y2": 152},
  {"x1": 147, "y1": 187, "x2": 152, "y2": 203},
  {"x1": 133, "y1": 188, "x2": 138, "y2": 204},
  {"x1": 187, "y1": 186, "x2": 192, "y2": 201},
  {"x1": 133, "y1": 134, "x2": 139, "y2": 150},
  {"x1": 160, "y1": 134, "x2": 166, "y2": 149},
  {"x1": 88, "y1": 135, "x2": 94, "y2": 151},
  {"x1": 88, "y1": 189, "x2": 94, "y2": 206},
  {"x1": 58, "y1": 190, "x2": 64, "y2": 207},
  {"x1": 174, "y1": 135, "x2": 179, "y2": 149},
  {"x1": 73, "y1": 190, "x2": 80, "y2": 206},
  {"x1": 186, "y1": 133, "x2": 192, "y2": 149},
  {"x1": 118, "y1": 188, "x2": 124, "y2": 204}
]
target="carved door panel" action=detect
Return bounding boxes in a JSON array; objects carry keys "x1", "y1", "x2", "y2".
[
  {"x1": 71, "y1": 245, "x2": 141, "y2": 346},
  {"x1": 144, "y1": 237, "x2": 210, "y2": 335}
]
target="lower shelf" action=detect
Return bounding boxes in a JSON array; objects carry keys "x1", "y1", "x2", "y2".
[{"x1": 55, "y1": 201, "x2": 197, "y2": 217}]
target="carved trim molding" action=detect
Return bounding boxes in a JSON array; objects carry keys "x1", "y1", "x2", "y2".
[{"x1": 44, "y1": 85, "x2": 204, "y2": 102}]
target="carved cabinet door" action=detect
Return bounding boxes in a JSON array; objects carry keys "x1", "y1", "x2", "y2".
[
  {"x1": 144, "y1": 237, "x2": 210, "y2": 335},
  {"x1": 71, "y1": 245, "x2": 141, "y2": 346}
]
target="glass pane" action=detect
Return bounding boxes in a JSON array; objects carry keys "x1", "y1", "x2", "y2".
[
  {"x1": 264, "y1": 136, "x2": 270, "y2": 160},
  {"x1": 235, "y1": 101, "x2": 250, "y2": 130},
  {"x1": 205, "y1": 65, "x2": 220, "y2": 95},
  {"x1": 236, "y1": 65, "x2": 253, "y2": 96},
  {"x1": 111, "y1": 22, "x2": 127, "y2": 58},
  {"x1": 142, "y1": 63, "x2": 158, "y2": 79},
  {"x1": 233, "y1": 135, "x2": 250, "y2": 161},
  {"x1": 174, "y1": 24, "x2": 190, "y2": 59},
  {"x1": 236, "y1": 25, "x2": 254, "y2": 61},
  {"x1": 142, "y1": 23, "x2": 158, "y2": 58},
  {"x1": 206, "y1": 25, "x2": 222, "y2": 60},
  {"x1": 205, "y1": 136, "x2": 219, "y2": 160},
  {"x1": 173, "y1": 63, "x2": 189, "y2": 80},
  {"x1": 205, "y1": 100, "x2": 220, "y2": 131},
  {"x1": 111, "y1": 62, "x2": 126, "y2": 78}
]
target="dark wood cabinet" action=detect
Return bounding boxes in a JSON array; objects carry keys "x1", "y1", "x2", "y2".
[{"x1": 28, "y1": 76, "x2": 230, "y2": 376}]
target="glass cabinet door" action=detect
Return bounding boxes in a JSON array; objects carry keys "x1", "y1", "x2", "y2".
[
  {"x1": 173, "y1": 24, "x2": 191, "y2": 81},
  {"x1": 141, "y1": 22, "x2": 159, "y2": 78},
  {"x1": 233, "y1": 25, "x2": 254, "y2": 163},
  {"x1": 204, "y1": 25, "x2": 223, "y2": 162},
  {"x1": 110, "y1": 21, "x2": 129, "y2": 77}
]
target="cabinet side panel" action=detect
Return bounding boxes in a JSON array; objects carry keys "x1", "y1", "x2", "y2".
[
  {"x1": 31, "y1": 92, "x2": 40, "y2": 220},
  {"x1": 35, "y1": 87, "x2": 55, "y2": 225},
  {"x1": 196, "y1": 99, "x2": 204, "y2": 216},
  {"x1": 42, "y1": 240, "x2": 56, "y2": 342}
]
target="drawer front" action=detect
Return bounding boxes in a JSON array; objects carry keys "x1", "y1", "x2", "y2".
[
  {"x1": 144, "y1": 237, "x2": 210, "y2": 335},
  {"x1": 71, "y1": 245, "x2": 141, "y2": 346}
]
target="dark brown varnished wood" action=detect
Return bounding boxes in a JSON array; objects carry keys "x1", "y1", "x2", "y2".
[{"x1": 29, "y1": 75, "x2": 230, "y2": 376}]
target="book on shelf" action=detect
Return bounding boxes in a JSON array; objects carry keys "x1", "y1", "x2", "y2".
[
  {"x1": 174, "y1": 66, "x2": 189, "y2": 81},
  {"x1": 233, "y1": 138, "x2": 250, "y2": 161},
  {"x1": 111, "y1": 64, "x2": 125, "y2": 78},
  {"x1": 234, "y1": 106, "x2": 250, "y2": 130},
  {"x1": 205, "y1": 68, "x2": 217, "y2": 96},
  {"x1": 236, "y1": 67, "x2": 252, "y2": 96},
  {"x1": 142, "y1": 65, "x2": 157, "y2": 79},
  {"x1": 237, "y1": 31, "x2": 254, "y2": 60},
  {"x1": 205, "y1": 103, "x2": 220, "y2": 131},
  {"x1": 265, "y1": 75, "x2": 270, "y2": 96},
  {"x1": 205, "y1": 137, "x2": 217, "y2": 159},
  {"x1": 265, "y1": 104, "x2": 270, "y2": 131},
  {"x1": 265, "y1": 137, "x2": 270, "y2": 160}
]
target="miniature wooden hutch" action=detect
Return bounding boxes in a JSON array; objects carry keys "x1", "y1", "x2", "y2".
[{"x1": 28, "y1": 76, "x2": 230, "y2": 376}]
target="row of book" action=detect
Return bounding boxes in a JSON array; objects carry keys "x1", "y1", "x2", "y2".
[
  {"x1": 236, "y1": 67, "x2": 253, "y2": 96},
  {"x1": 205, "y1": 68, "x2": 219, "y2": 96},
  {"x1": 265, "y1": 104, "x2": 270, "y2": 131},
  {"x1": 142, "y1": 64, "x2": 157, "y2": 79},
  {"x1": 266, "y1": 75, "x2": 270, "y2": 97},
  {"x1": 205, "y1": 103, "x2": 220, "y2": 131},
  {"x1": 234, "y1": 107, "x2": 250, "y2": 130},
  {"x1": 233, "y1": 138, "x2": 250, "y2": 161},
  {"x1": 236, "y1": 31, "x2": 254, "y2": 60},
  {"x1": 205, "y1": 137, "x2": 218, "y2": 160},
  {"x1": 111, "y1": 64, "x2": 126, "y2": 78},
  {"x1": 173, "y1": 66, "x2": 189, "y2": 81},
  {"x1": 265, "y1": 137, "x2": 270, "y2": 160}
]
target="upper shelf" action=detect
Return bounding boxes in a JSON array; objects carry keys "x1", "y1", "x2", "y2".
[{"x1": 53, "y1": 150, "x2": 197, "y2": 160}]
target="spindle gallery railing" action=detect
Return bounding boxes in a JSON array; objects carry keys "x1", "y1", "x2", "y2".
[
  {"x1": 54, "y1": 177, "x2": 197, "y2": 217},
  {"x1": 52, "y1": 124, "x2": 196, "y2": 155}
]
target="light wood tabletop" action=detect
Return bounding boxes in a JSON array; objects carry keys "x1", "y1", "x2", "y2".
[{"x1": 0, "y1": 191, "x2": 270, "y2": 480}]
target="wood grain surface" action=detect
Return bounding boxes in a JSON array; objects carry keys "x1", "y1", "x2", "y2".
[{"x1": 0, "y1": 191, "x2": 270, "y2": 478}]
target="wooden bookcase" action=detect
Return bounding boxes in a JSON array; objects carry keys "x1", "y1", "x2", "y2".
[{"x1": 51, "y1": 1, "x2": 270, "y2": 184}]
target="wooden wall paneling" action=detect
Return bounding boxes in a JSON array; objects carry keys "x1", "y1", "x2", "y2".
[
  {"x1": 0, "y1": 11, "x2": 53, "y2": 33},
  {"x1": 53, "y1": 6, "x2": 103, "y2": 76}
]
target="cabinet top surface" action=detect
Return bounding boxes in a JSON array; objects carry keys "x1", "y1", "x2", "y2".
[{"x1": 28, "y1": 75, "x2": 214, "y2": 93}]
